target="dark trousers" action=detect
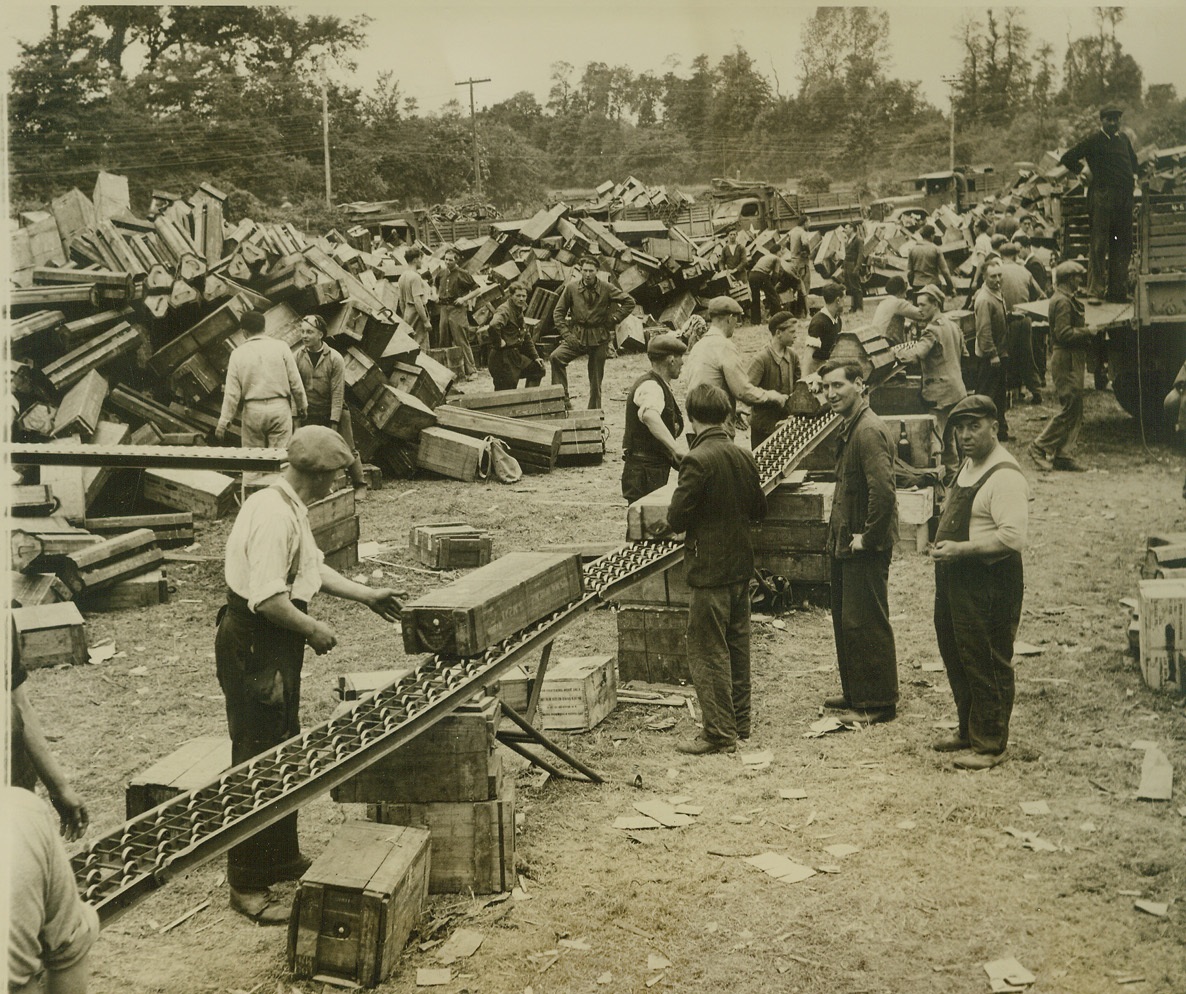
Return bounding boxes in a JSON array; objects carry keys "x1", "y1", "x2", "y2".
[
  {"x1": 550, "y1": 337, "x2": 608, "y2": 410},
  {"x1": 1006, "y1": 315, "x2": 1041, "y2": 394},
  {"x1": 748, "y1": 272, "x2": 781, "y2": 325},
  {"x1": 829, "y1": 550, "x2": 898, "y2": 709},
  {"x1": 1032, "y1": 322, "x2": 1049, "y2": 381},
  {"x1": 215, "y1": 594, "x2": 308, "y2": 890},
  {"x1": 686, "y1": 582, "x2": 752, "y2": 745},
  {"x1": 621, "y1": 457, "x2": 671, "y2": 504},
  {"x1": 976, "y1": 356, "x2": 1010, "y2": 439},
  {"x1": 934, "y1": 555, "x2": 1023, "y2": 755},
  {"x1": 1088, "y1": 185, "x2": 1134, "y2": 302},
  {"x1": 489, "y1": 348, "x2": 544, "y2": 391}
]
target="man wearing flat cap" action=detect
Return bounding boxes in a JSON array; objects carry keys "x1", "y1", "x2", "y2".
[
  {"x1": 746, "y1": 311, "x2": 800, "y2": 449},
  {"x1": 1029, "y1": 261, "x2": 1095, "y2": 472},
  {"x1": 686, "y1": 296, "x2": 789, "y2": 438},
  {"x1": 931, "y1": 395, "x2": 1029, "y2": 770},
  {"x1": 622, "y1": 333, "x2": 688, "y2": 502},
  {"x1": 217, "y1": 308, "x2": 307, "y2": 449},
  {"x1": 896, "y1": 285, "x2": 967, "y2": 480},
  {"x1": 1058, "y1": 107, "x2": 1139, "y2": 302},
  {"x1": 215, "y1": 426, "x2": 401, "y2": 925}
]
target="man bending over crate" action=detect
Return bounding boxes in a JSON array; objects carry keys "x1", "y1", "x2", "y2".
[
  {"x1": 666, "y1": 383, "x2": 768, "y2": 754},
  {"x1": 215, "y1": 426, "x2": 401, "y2": 924}
]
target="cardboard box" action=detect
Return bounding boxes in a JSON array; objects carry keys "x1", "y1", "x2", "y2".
[{"x1": 289, "y1": 823, "x2": 431, "y2": 986}]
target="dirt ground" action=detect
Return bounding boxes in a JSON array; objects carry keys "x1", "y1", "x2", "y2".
[{"x1": 25, "y1": 318, "x2": 1186, "y2": 994}]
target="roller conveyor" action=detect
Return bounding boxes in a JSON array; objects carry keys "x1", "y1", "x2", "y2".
[
  {"x1": 71, "y1": 412, "x2": 839, "y2": 924},
  {"x1": 6, "y1": 442, "x2": 288, "y2": 471}
]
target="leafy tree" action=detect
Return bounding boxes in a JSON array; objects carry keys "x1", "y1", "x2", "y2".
[{"x1": 1060, "y1": 8, "x2": 1143, "y2": 109}]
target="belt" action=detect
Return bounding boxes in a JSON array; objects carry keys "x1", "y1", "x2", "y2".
[{"x1": 243, "y1": 395, "x2": 289, "y2": 403}]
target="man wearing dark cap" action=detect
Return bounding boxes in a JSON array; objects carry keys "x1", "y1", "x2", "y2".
[
  {"x1": 1029, "y1": 261, "x2": 1094, "y2": 472},
  {"x1": 215, "y1": 426, "x2": 401, "y2": 924},
  {"x1": 931, "y1": 395, "x2": 1029, "y2": 770},
  {"x1": 897, "y1": 284, "x2": 967, "y2": 480},
  {"x1": 551, "y1": 255, "x2": 635, "y2": 410},
  {"x1": 622, "y1": 333, "x2": 688, "y2": 502},
  {"x1": 685, "y1": 295, "x2": 789, "y2": 437},
  {"x1": 217, "y1": 308, "x2": 307, "y2": 448},
  {"x1": 746, "y1": 311, "x2": 800, "y2": 449},
  {"x1": 1058, "y1": 107, "x2": 1139, "y2": 302}
]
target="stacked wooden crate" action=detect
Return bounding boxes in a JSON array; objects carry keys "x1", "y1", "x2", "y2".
[
  {"x1": 409, "y1": 521, "x2": 493, "y2": 569},
  {"x1": 612, "y1": 558, "x2": 691, "y2": 684},
  {"x1": 308, "y1": 488, "x2": 360, "y2": 571},
  {"x1": 454, "y1": 385, "x2": 607, "y2": 466},
  {"x1": 1137, "y1": 578, "x2": 1186, "y2": 694},
  {"x1": 338, "y1": 696, "x2": 517, "y2": 895},
  {"x1": 753, "y1": 480, "x2": 834, "y2": 586}
]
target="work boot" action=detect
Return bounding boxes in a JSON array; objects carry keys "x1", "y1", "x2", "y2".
[
  {"x1": 932, "y1": 736, "x2": 971, "y2": 753},
  {"x1": 823, "y1": 695, "x2": 851, "y2": 710},
  {"x1": 1027, "y1": 443, "x2": 1054, "y2": 472},
  {"x1": 676, "y1": 735, "x2": 736, "y2": 756},
  {"x1": 229, "y1": 887, "x2": 290, "y2": 925},
  {"x1": 1053, "y1": 455, "x2": 1086, "y2": 472},
  {"x1": 837, "y1": 707, "x2": 896, "y2": 727},
  {"x1": 953, "y1": 750, "x2": 1007, "y2": 771}
]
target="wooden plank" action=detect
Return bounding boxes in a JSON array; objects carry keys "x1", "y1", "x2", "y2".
[
  {"x1": 126, "y1": 736, "x2": 231, "y2": 818},
  {"x1": 434, "y1": 405, "x2": 562, "y2": 466},
  {"x1": 142, "y1": 468, "x2": 237, "y2": 519},
  {"x1": 83, "y1": 513, "x2": 194, "y2": 549}
]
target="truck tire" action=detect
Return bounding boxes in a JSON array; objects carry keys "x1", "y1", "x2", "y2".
[{"x1": 1108, "y1": 322, "x2": 1186, "y2": 440}]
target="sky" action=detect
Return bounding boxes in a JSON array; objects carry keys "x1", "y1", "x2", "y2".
[{"x1": 4, "y1": 1, "x2": 1185, "y2": 115}]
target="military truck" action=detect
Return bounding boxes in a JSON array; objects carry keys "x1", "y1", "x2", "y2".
[{"x1": 707, "y1": 178, "x2": 864, "y2": 234}]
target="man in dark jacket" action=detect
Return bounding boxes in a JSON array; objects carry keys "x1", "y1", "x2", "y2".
[
  {"x1": 819, "y1": 359, "x2": 899, "y2": 726},
  {"x1": 482, "y1": 285, "x2": 545, "y2": 391},
  {"x1": 1058, "y1": 106, "x2": 1139, "y2": 302},
  {"x1": 666, "y1": 383, "x2": 768, "y2": 755},
  {"x1": 622, "y1": 334, "x2": 687, "y2": 502}
]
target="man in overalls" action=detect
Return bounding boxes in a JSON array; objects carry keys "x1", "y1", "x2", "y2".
[
  {"x1": 215, "y1": 426, "x2": 402, "y2": 923},
  {"x1": 931, "y1": 395, "x2": 1030, "y2": 770}
]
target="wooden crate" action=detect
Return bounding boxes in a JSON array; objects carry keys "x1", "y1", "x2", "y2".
[
  {"x1": 10, "y1": 484, "x2": 60, "y2": 517},
  {"x1": 402, "y1": 552, "x2": 583, "y2": 656},
  {"x1": 10, "y1": 572, "x2": 72, "y2": 607},
  {"x1": 64, "y1": 528, "x2": 164, "y2": 596},
  {"x1": 342, "y1": 346, "x2": 386, "y2": 406},
  {"x1": 408, "y1": 522, "x2": 493, "y2": 569},
  {"x1": 608, "y1": 558, "x2": 691, "y2": 607},
  {"x1": 324, "y1": 544, "x2": 360, "y2": 571},
  {"x1": 368, "y1": 782, "x2": 515, "y2": 894},
  {"x1": 1137, "y1": 579, "x2": 1186, "y2": 693},
  {"x1": 307, "y1": 488, "x2": 356, "y2": 532},
  {"x1": 536, "y1": 655, "x2": 617, "y2": 731},
  {"x1": 288, "y1": 823, "x2": 431, "y2": 987},
  {"x1": 51, "y1": 369, "x2": 108, "y2": 439},
  {"x1": 143, "y1": 467, "x2": 237, "y2": 519},
  {"x1": 764, "y1": 480, "x2": 834, "y2": 522},
  {"x1": 416, "y1": 427, "x2": 490, "y2": 482},
  {"x1": 894, "y1": 486, "x2": 935, "y2": 554},
  {"x1": 387, "y1": 361, "x2": 446, "y2": 411},
  {"x1": 125, "y1": 735, "x2": 231, "y2": 818},
  {"x1": 454, "y1": 385, "x2": 567, "y2": 420},
  {"x1": 425, "y1": 346, "x2": 468, "y2": 380},
  {"x1": 870, "y1": 374, "x2": 928, "y2": 416},
  {"x1": 333, "y1": 697, "x2": 503, "y2": 803},
  {"x1": 11, "y1": 602, "x2": 87, "y2": 669},
  {"x1": 551, "y1": 411, "x2": 607, "y2": 465},
  {"x1": 434, "y1": 405, "x2": 562, "y2": 474},
  {"x1": 362, "y1": 385, "x2": 437, "y2": 440},
  {"x1": 617, "y1": 605, "x2": 690, "y2": 684},
  {"x1": 83, "y1": 513, "x2": 194, "y2": 549},
  {"x1": 82, "y1": 569, "x2": 168, "y2": 611},
  {"x1": 754, "y1": 549, "x2": 831, "y2": 584},
  {"x1": 626, "y1": 480, "x2": 679, "y2": 540},
  {"x1": 880, "y1": 414, "x2": 940, "y2": 469}
]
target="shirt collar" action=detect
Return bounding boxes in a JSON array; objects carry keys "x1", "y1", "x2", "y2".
[
  {"x1": 839, "y1": 399, "x2": 870, "y2": 440},
  {"x1": 273, "y1": 477, "x2": 309, "y2": 518},
  {"x1": 690, "y1": 425, "x2": 731, "y2": 448}
]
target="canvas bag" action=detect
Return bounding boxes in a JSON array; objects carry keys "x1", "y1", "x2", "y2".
[{"x1": 485, "y1": 436, "x2": 522, "y2": 483}]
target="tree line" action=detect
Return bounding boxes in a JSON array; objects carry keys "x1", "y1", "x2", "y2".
[{"x1": 8, "y1": 6, "x2": 1186, "y2": 224}]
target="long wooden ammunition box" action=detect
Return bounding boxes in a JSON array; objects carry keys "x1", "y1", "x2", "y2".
[
  {"x1": 61, "y1": 528, "x2": 163, "y2": 596},
  {"x1": 434, "y1": 405, "x2": 561, "y2": 474},
  {"x1": 314, "y1": 516, "x2": 361, "y2": 557},
  {"x1": 550, "y1": 410, "x2": 607, "y2": 465},
  {"x1": 143, "y1": 467, "x2": 237, "y2": 519},
  {"x1": 288, "y1": 823, "x2": 430, "y2": 987},
  {"x1": 81, "y1": 568, "x2": 169, "y2": 611},
  {"x1": 83, "y1": 513, "x2": 194, "y2": 549},
  {"x1": 10, "y1": 485, "x2": 60, "y2": 517},
  {"x1": 12, "y1": 602, "x2": 88, "y2": 669},
  {"x1": 401, "y1": 552, "x2": 583, "y2": 656},
  {"x1": 454, "y1": 385, "x2": 568, "y2": 420},
  {"x1": 367, "y1": 782, "x2": 515, "y2": 894},
  {"x1": 608, "y1": 558, "x2": 691, "y2": 607},
  {"x1": 41, "y1": 322, "x2": 141, "y2": 391},
  {"x1": 617, "y1": 605, "x2": 690, "y2": 684},
  {"x1": 333, "y1": 697, "x2": 503, "y2": 804},
  {"x1": 416, "y1": 427, "x2": 490, "y2": 482},
  {"x1": 9, "y1": 572, "x2": 73, "y2": 607},
  {"x1": 51, "y1": 369, "x2": 108, "y2": 439},
  {"x1": 125, "y1": 735, "x2": 231, "y2": 818}
]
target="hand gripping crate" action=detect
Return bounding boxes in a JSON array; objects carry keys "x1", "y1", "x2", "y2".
[{"x1": 288, "y1": 822, "x2": 431, "y2": 987}]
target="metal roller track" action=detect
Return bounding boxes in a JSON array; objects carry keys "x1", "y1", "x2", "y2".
[
  {"x1": 6, "y1": 442, "x2": 288, "y2": 471},
  {"x1": 72, "y1": 413, "x2": 838, "y2": 924}
]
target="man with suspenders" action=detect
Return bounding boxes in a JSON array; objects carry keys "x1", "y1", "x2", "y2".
[{"x1": 930, "y1": 395, "x2": 1030, "y2": 770}]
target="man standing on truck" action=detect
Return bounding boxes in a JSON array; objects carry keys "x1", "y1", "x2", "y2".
[{"x1": 1057, "y1": 106, "x2": 1139, "y2": 303}]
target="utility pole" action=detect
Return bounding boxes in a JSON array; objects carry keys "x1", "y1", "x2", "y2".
[
  {"x1": 321, "y1": 59, "x2": 332, "y2": 208},
  {"x1": 941, "y1": 75, "x2": 960, "y2": 174},
  {"x1": 455, "y1": 76, "x2": 491, "y2": 199}
]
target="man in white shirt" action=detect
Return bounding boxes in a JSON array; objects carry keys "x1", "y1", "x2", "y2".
[
  {"x1": 621, "y1": 334, "x2": 687, "y2": 502},
  {"x1": 396, "y1": 246, "x2": 433, "y2": 349},
  {"x1": 870, "y1": 276, "x2": 924, "y2": 346},
  {"x1": 215, "y1": 426, "x2": 401, "y2": 924},
  {"x1": 216, "y1": 309, "x2": 307, "y2": 448},
  {"x1": 931, "y1": 395, "x2": 1029, "y2": 770},
  {"x1": 685, "y1": 296, "x2": 789, "y2": 438}
]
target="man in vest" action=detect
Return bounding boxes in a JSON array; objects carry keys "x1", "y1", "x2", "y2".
[
  {"x1": 931, "y1": 395, "x2": 1029, "y2": 770},
  {"x1": 621, "y1": 333, "x2": 687, "y2": 503}
]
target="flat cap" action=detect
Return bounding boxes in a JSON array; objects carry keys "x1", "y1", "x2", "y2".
[
  {"x1": 948, "y1": 394, "x2": 998, "y2": 422},
  {"x1": 240, "y1": 310, "x2": 266, "y2": 334},
  {"x1": 708, "y1": 295, "x2": 743, "y2": 316},
  {"x1": 916, "y1": 284, "x2": 946, "y2": 305},
  {"x1": 1054, "y1": 260, "x2": 1087, "y2": 280},
  {"x1": 768, "y1": 311, "x2": 795, "y2": 332},
  {"x1": 647, "y1": 333, "x2": 687, "y2": 358},
  {"x1": 288, "y1": 425, "x2": 354, "y2": 472},
  {"x1": 1100, "y1": 106, "x2": 1123, "y2": 118}
]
